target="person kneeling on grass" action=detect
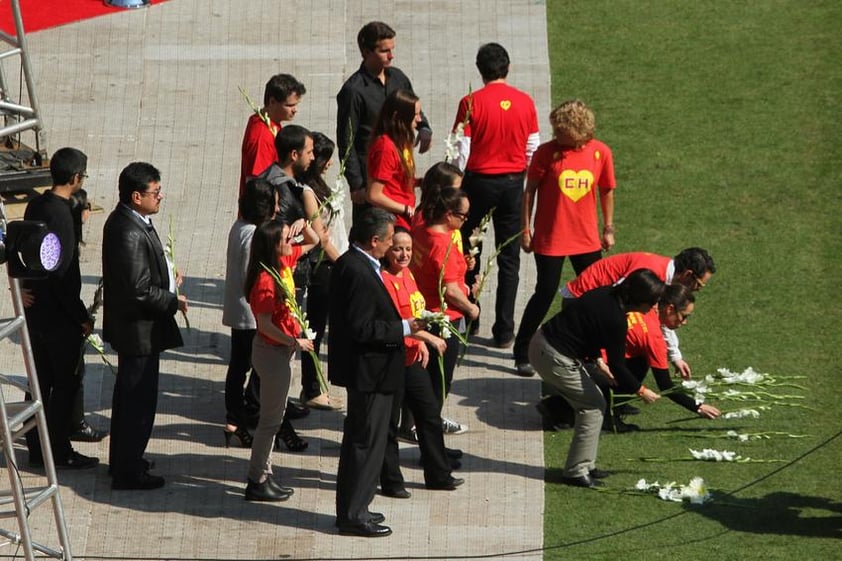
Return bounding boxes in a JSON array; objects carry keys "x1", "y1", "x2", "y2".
[{"x1": 528, "y1": 269, "x2": 663, "y2": 488}]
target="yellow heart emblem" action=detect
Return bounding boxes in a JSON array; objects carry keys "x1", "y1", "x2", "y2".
[
  {"x1": 500, "y1": 100, "x2": 512, "y2": 111},
  {"x1": 558, "y1": 170, "x2": 594, "y2": 202}
]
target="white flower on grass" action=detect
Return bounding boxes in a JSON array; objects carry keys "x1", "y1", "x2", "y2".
[
  {"x1": 716, "y1": 366, "x2": 767, "y2": 385},
  {"x1": 636, "y1": 477, "x2": 710, "y2": 504},
  {"x1": 689, "y1": 448, "x2": 740, "y2": 462},
  {"x1": 723, "y1": 408, "x2": 761, "y2": 419},
  {"x1": 726, "y1": 430, "x2": 751, "y2": 442},
  {"x1": 682, "y1": 477, "x2": 711, "y2": 504}
]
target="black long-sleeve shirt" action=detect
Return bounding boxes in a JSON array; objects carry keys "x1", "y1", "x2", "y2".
[
  {"x1": 23, "y1": 190, "x2": 88, "y2": 332},
  {"x1": 336, "y1": 64, "x2": 431, "y2": 191},
  {"x1": 542, "y1": 286, "x2": 641, "y2": 392}
]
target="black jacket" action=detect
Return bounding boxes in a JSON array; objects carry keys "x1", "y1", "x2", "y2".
[
  {"x1": 23, "y1": 190, "x2": 88, "y2": 333},
  {"x1": 102, "y1": 204, "x2": 183, "y2": 356},
  {"x1": 327, "y1": 247, "x2": 404, "y2": 393}
]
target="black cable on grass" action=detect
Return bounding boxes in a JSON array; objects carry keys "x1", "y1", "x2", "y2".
[{"x1": 0, "y1": 431, "x2": 836, "y2": 561}]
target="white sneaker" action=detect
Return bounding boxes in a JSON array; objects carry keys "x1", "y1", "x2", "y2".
[{"x1": 442, "y1": 417, "x2": 468, "y2": 435}]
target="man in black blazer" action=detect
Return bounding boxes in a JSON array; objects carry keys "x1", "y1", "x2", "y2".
[
  {"x1": 102, "y1": 162, "x2": 187, "y2": 490},
  {"x1": 329, "y1": 208, "x2": 424, "y2": 537}
]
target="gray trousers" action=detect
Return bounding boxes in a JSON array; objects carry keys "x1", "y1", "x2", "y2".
[
  {"x1": 247, "y1": 336, "x2": 293, "y2": 482},
  {"x1": 529, "y1": 329, "x2": 605, "y2": 478}
]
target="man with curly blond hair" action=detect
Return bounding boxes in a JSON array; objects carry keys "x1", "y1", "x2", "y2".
[{"x1": 513, "y1": 99, "x2": 617, "y2": 377}]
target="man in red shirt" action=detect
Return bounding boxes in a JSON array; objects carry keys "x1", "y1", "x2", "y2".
[
  {"x1": 453, "y1": 43, "x2": 540, "y2": 347},
  {"x1": 560, "y1": 248, "x2": 716, "y2": 378},
  {"x1": 239, "y1": 74, "x2": 306, "y2": 198}
]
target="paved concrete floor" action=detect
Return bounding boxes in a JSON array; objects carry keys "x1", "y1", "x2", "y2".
[{"x1": 0, "y1": 1, "x2": 550, "y2": 559}]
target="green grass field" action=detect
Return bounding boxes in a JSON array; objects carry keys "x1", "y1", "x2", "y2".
[{"x1": 541, "y1": 2, "x2": 842, "y2": 559}]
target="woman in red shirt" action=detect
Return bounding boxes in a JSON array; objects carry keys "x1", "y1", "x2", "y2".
[
  {"x1": 411, "y1": 187, "x2": 480, "y2": 413},
  {"x1": 366, "y1": 89, "x2": 421, "y2": 230},
  {"x1": 379, "y1": 230, "x2": 465, "y2": 494},
  {"x1": 515, "y1": 99, "x2": 617, "y2": 375},
  {"x1": 242, "y1": 221, "x2": 316, "y2": 502}
]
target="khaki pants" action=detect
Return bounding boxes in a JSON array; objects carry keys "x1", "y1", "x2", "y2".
[{"x1": 529, "y1": 329, "x2": 605, "y2": 478}]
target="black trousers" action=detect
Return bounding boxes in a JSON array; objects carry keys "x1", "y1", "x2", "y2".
[
  {"x1": 25, "y1": 329, "x2": 81, "y2": 462},
  {"x1": 381, "y1": 363, "x2": 451, "y2": 490},
  {"x1": 300, "y1": 261, "x2": 332, "y2": 400},
  {"x1": 513, "y1": 251, "x2": 602, "y2": 363},
  {"x1": 336, "y1": 389, "x2": 393, "y2": 527},
  {"x1": 110, "y1": 352, "x2": 160, "y2": 479},
  {"x1": 460, "y1": 171, "x2": 525, "y2": 341},
  {"x1": 225, "y1": 328, "x2": 261, "y2": 426},
  {"x1": 424, "y1": 323, "x2": 463, "y2": 411}
]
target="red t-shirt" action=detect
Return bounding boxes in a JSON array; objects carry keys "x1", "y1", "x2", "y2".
[
  {"x1": 367, "y1": 134, "x2": 415, "y2": 230},
  {"x1": 529, "y1": 139, "x2": 616, "y2": 256},
  {"x1": 454, "y1": 82, "x2": 539, "y2": 174},
  {"x1": 249, "y1": 246, "x2": 302, "y2": 345},
  {"x1": 566, "y1": 252, "x2": 671, "y2": 297},
  {"x1": 625, "y1": 310, "x2": 669, "y2": 369},
  {"x1": 239, "y1": 113, "x2": 281, "y2": 197},
  {"x1": 382, "y1": 269, "x2": 427, "y2": 366},
  {"x1": 410, "y1": 226, "x2": 468, "y2": 321}
]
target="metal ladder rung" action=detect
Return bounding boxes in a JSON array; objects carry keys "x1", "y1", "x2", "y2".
[
  {"x1": 0, "y1": 485, "x2": 58, "y2": 514},
  {"x1": 0, "y1": 316, "x2": 25, "y2": 340},
  {"x1": 1, "y1": 401, "x2": 41, "y2": 436},
  {"x1": 0, "y1": 528, "x2": 64, "y2": 559}
]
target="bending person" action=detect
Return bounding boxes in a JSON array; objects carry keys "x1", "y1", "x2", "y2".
[{"x1": 528, "y1": 269, "x2": 663, "y2": 488}]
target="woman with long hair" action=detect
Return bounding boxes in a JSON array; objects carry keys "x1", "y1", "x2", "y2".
[
  {"x1": 222, "y1": 178, "x2": 278, "y2": 447},
  {"x1": 366, "y1": 89, "x2": 421, "y2": 231},
  {"x1": 411, "y1": 187, "x2": 479, "y2": 431},
  {"x1": 242, "y1": 220, "x2": 317, "y2": 501},
  {"x1": 297, "y1": 132, "x2": 345, "y2": 410}
]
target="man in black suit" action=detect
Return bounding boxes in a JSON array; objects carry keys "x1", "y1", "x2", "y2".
[
  {"x1": 102, "y1": 162, "x2": 187, "y2": 490},
  {"x1": 329, "y1": 208, "x2": 425, "y2": 537}
]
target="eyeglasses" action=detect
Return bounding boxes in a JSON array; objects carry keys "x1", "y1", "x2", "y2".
[
  {"x1": 78, "y1": 172, "x2": 89, "y2": 179},
  {"x1": 451, "y1": 210, "x2": 468, "y2": 222},
  {"x1": 139, "y1": 189, "x2": 162, "y2": 198}
]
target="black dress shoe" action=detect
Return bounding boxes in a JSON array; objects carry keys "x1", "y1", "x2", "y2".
[
  {"x1": 561, "y1": 474, "x2": 604, "y2": 488},
  {"x1": 56, "y1": 451, "x2": 99, "y2": 470},
  {"x1": 112, "y1": 471, "x2": 165, "y2": 490},
  {"x1": 614, "y1": 403, "x2": 640, "y2": 416},
  {"x1": 266, "y1": 477, "x2": 295, "y2": 496},
  {"x1": 70, "y1": 421, "x2": 109, "y2": 442},
  {"x1": 245, "y1": 478, "x2": 292, "y2": 502},
  {"x1": 337, "y1": 522, "x2": 392, "y2": 537},
  {"x1": 493, "y1": 333, "x2": 515, "y2": 349},
  {"x1": 285, "y1": 399, "x2": 310, "y2": 420},
  {"x1": 381, "y1": 486, "x2": 411, "y2": 499},
  {"x1": 426, "y1": 476, "x2": 464, "y2": 490},
  {"x1": 602, "y1": 415, "x2": 640, "y2": 433},
  {"x1": 445, "y1": 447, "x2": 463, "y2": 459},
  {"x1": 108, "y1": 457, "x2": 155, "y2": 476},
  {"x1": 589, "y1": 468, "x2": 612, "y2": 479},
  {"x1": 368, "y1": 512, "x2": 385, "y2": 524},
  {"x1": 450, "y1": 459, "x2": 462, "y2": 470}
]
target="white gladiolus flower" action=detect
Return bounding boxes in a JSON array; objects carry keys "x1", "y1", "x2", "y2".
[
  {"x1": 723, "y1": 408, "x2": 761, "y2": 419},
  {"x1": 304, "y1": 328, "x2": 317, "y2": 340},
  {"x1": 682, "y1": 477, "x2": 711, "y2": 504},
  {"x1": 689, "y1": 448, "x2": 740, "y2": 462}
]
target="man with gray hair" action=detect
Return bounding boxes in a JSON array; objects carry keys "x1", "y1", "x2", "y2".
[{"x1": 329, "y1": 208, "x2": 425, "y2": 537}]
